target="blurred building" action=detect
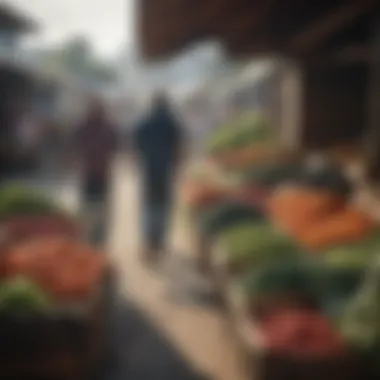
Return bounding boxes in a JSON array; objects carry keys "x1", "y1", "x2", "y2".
[
  {"x1": 0, "y1": 3, "x2": 37, "y2": 110},
  {"x1": 0, "y1": 3, "x2": 38, "y2": 175}
]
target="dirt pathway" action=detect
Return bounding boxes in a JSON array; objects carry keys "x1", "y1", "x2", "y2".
[{"x1": 107, "y1": 158, "x2": 249, "y2": 380}]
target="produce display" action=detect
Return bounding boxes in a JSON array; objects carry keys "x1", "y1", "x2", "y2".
[
  {"x1": 181, "y1": 182, "x2": 230, "y2": 210},
  {"x1": 297, "y1": 208, "x2": 375, "y2": 251},
  {"x1": 267, "y1": 187, "x2": 345, "y2": 237},
  {"x1": 1, "y1": 215, "x2": 80, "y2": 243},
  {"x1": 240, "y1": 261, "x2": 320, "y2": 318},
  {"x1": 0, "y1": 182, "x2": 111, "y2": 378},
  {"x1": 235, "y1": 160, "x2": 303, "y2": 188},
  {"x1": 205, "y1": 113, "x2": 271, "y2": 155},
  {"x1": 184, "y1": 121, "x2": 380, "y2": 373},
  {"x1": 3, "y1": 237, "x2": 106, "y2": 301},
  {"x1": 323, "y1": 234, "x2": 380, "y2": 269},
  {"x1": 261, "y1": 308, "x2": 346, "y2": 358},
  {"x1": 340, "y1": 258, "x2": 380, "y2": 351},
  {"x1": 0, "y1": 184, "x2": 108, "y2": 312},
  {"x1": 0, "y1": 186, "x2": 62, "y2": 220},
  {"x1": 215, "y1": 145, "x2": 278, "y2": 169},
  {"x1": 0, "y1": 276, "x2": 52, "y2": 315},
  {"x1": 198, "y1": 201, "x2": 264, "y2": 237},
  {"x1": 216, "y1": 222, "x2": 299, "y2": 272},
  {"x1": 231, "y1": 184, "x2": 271, "y2": 208},
  {"x1": 298, "y1": 162, "x2": 352, "y2": 197}
]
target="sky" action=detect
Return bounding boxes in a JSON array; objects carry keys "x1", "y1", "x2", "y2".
[{"x1": 7, "y1": 0, "x2": 132, "y2": 58}]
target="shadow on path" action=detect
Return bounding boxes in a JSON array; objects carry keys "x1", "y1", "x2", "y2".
[
  {"x1": 162, "y1": 253, "x2": 223, "y2": 308},
  {"x1": 103, "y1": 285, "x2": 213, "y2": 380}
]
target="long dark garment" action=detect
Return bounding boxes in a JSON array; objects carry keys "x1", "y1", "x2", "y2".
[
  {"x1": 135, "y1": 104, "x2": 182, "y2": 251},
  {"x1": 141, "y1": 165, "x2": 174, "y2": 250}
]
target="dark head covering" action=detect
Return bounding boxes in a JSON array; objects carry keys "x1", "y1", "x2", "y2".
[{"x1": 134, "y1": 91, "x2": 182, "y2": 169}]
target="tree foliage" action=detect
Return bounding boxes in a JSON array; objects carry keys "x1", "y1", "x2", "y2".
[{"x1": 42, "y1": 36, "x2": 117, "y2": 85}]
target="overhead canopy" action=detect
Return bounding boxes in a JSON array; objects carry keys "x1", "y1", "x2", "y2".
[
  {"x1": 0, "y1": 3, "x2": 37, "y2": 33},
  {"x1": 138, "y1": 0, "x2": 379, "y2": 61}
]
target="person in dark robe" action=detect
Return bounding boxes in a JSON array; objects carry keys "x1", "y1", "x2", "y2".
[{"x1": 133, "y1": 93, "x2": 184, "y2": 264}]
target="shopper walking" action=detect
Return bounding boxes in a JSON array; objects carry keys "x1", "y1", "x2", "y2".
[
  {"x1": 73, "y1": 98, "x2": 118, "y2": 245},
  {"x1": 133, "y1": 93, "x2": 184, "y2": 264}
]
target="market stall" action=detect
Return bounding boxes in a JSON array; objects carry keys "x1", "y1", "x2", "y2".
[
  {"x1": 0, "y1": 184, "x2": 113, "y2": 379},
  {"x1": 180, "y1": 121, "x2": 380, "y2": 379}
]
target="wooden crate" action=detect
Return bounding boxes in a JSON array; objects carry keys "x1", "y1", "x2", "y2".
[
  {"x1": 0, "y1": 268, "x2": 113, "y2": 380},
  {"x1": 210, "y1": 245, "x2": 368, "y2": 380}
]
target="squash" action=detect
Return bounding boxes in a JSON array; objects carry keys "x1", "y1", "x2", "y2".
[
  {"x1": 297, "y1": 208, "x2": 375, "y2": 251},
  {"x1": 267, "y1": 187, "x2": 344, "y2": 236}
]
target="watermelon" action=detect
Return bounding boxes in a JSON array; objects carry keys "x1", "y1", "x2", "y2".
[
  {"x1": 240, "y1": 261, "x2": 319, "y2": 318},
  {"x1": 237, "y1": 161, "x2": 303, "y2": 188},
  {"x1": 315, "y1": 265, "x2": 366, "y2": 322},
  {"x1": 241, "y1": 261, "x2": 317, "y2": 299},
  {"x1": 217, "y1": 222, "x2": 299, "y2": 269},
  {"x1": 198, "y1": 201, "x2": 264, "y2": 237}
]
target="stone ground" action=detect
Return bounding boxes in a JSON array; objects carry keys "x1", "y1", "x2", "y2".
[{"x1": 14, "y1": 156, "x2": 249, "y2": 380}]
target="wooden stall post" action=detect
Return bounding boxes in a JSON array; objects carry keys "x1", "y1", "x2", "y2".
[
  {"x1": 277, "y1": 59, "x2": 304, "y2": 150},
  {"x1": 365, "y1": 13, "x2": 380, "y2": 181}
]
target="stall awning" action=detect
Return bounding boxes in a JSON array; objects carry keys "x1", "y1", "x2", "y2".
[{"x1": 138, "y1": 0, "x2": 379, "y2": 61}]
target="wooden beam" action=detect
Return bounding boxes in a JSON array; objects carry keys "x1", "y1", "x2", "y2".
[
  {"x1": 366, "y1": 12, "x2": 380, "y2": 180},
  {"x1": 200, "y1": 0, "x2": 264, "y2": 36},
  {"x1": 331, "y1": 44, "x2": 370, "y2": 62},
  {"x1": 290, "y1": 0, "x2": 378, "y2": 53},
  {"x1": 197, "y1": 0, "x2": 235, "y2": 29}
]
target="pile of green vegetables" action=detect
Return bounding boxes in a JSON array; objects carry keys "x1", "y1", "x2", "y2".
[
  {"x1": 0, "y1": 277, "x2": 52, "y2": 316},
  {"x1": 0, "y1": 185, "x2": 63, "y2": 221},
  {"x1": 212, "y1": 213, "x2": 380, "y2": 366},
  {"x1": 216, "y1": 221, "x2": 300, "y2": 269},
  {"x1": 205, "y1": 113, "x2": 271, "y2": 155},
  {"x1": 198, "y1": 201, "x2": 264, "y2": 237}
]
